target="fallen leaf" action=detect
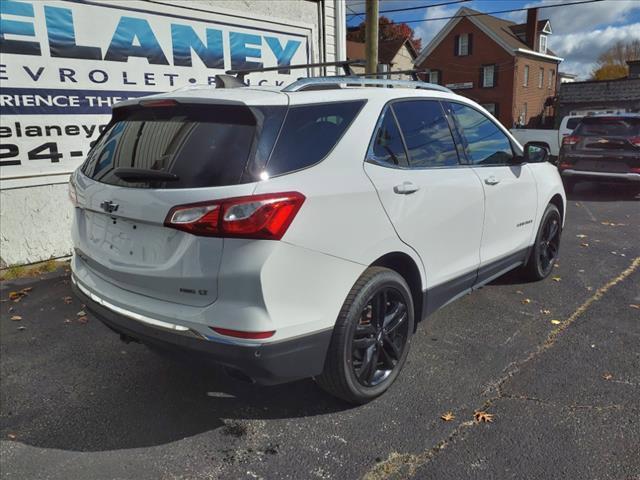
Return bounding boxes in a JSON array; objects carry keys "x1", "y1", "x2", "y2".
[
  {"x1": 552, "y1": 276, "x2": 561, "y2": 282},
  {"x1": 521, "y1": 298, "x2": 531, "y2": 305},
  {"x1": 630, "y1": 304, "x2": 640, "y2": 310},
  {"x1": 7, "y1": 433, "x2": 16, "y2": 440},
  {"x1": 576, "y1": 234, "x2": 587, "y2": 238},
  {"x1": 515, "y1": 290, "x2": 524, "y2": 295},
  {"x1": 76, "y1": 310, "x2": 86, "y2": 317},
  {"x1": 63, "y1": 319, "x2": 72, "y2": 324},
  {"x1": 474, "y1": 411, "x2": 494, "y2": 423},
  {"x1": 63, "y1": 296, "x2": 72, "y2": 304},
  {"x1": 21, "y1": 287, "x2": 32, "y2": 293},
  {"x1": 540, "y1": 309, "x2": 551, "y2": 315},
  {"x1": 17, "y1": 326, "x2": 26, "y2": 331},
  {"x1": 602, "y1": 373, "x2": 613, "y2": 381},
  {"x1": 77, "y1": 316, "x2": 88, "y2": 324},
  {"x1": 10, "y1": 315, "x2": 22, "y2": 321},
  {"x1": 586, "y1": 286, "x2": 593, "y2": 291},
  {"x1": 551, "y1": 319, "x2": 561, "y2": 325},
  {"x1": 580, "y1": 242, "x2": 589, "y2": 247},
  {"x1": 441, "y1": 412, "x2": 455, "y2": 422}
]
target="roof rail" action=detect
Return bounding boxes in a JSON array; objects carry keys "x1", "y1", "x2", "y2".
[
  {"x1": 358, "y1": 69, "x2": 428, "y2": 81},
  {"x1": 226, "y1": 60, "x2": 365, "y2": 81},
  {"x1": 282, "y1": 76, "x2": 453, "y2": 93}
]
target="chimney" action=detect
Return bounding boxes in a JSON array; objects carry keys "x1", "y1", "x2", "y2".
[{"x1": 525, "y1": 8, "x2": 538, "y2": 50}]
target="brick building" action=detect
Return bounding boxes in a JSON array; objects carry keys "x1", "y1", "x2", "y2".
[{"x1": 414, "y1": 7, "x2": 563, "y2": 128}]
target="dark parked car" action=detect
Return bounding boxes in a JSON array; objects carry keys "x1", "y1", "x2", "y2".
[{"x1": 558, "y1": 114, "x2": 640, "y2": 193}]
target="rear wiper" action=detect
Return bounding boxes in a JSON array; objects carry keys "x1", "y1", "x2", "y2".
[{"x1": 113, "y1": 168, "x2": 179, "y2": 182}]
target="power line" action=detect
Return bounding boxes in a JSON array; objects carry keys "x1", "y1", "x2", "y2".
[
  {"x1": 346, "y1": 0, "x2": 471, "y2": 16},
  {"x1": 389, "y1": 0, "x2": 605, "y2": 24}
]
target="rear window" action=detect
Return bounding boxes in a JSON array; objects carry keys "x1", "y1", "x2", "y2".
[
  {"x1": 82, "y1": 104, "x2": 285, "y2": 188},
  {"x1": 565, "y1": 117, "x2": 582, "y2": 130},
  {"x1": 575, "y1": 117, "x2": 640, "y2": 137},
  {"x1": 263, "y1": 100, "x2": 365, "y2": 177}
]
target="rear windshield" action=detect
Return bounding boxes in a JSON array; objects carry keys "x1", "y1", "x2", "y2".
[
  {"x1": 82, "y1": 104, "x2": 284, "y2": 189},
  {"x1": 565, "y1": 117, "x2": 582, "y2": 130},
  {"x1": 82, "y1": 100, "x2": 365, "y2": 188},
  {"x1": 575, "y1": 117, "x2": 640, "y2": 137}
]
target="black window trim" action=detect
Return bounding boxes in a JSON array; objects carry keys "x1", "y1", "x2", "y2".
[
  {"x1": 365, "y1": 97, "x2": 465, "y2": 171},
  {"x1": 445, "y1": 100, "x2": 519, "y2": 167}
]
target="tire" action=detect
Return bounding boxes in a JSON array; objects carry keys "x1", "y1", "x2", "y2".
[
  {"x1": 315, "y1": 267, "x2": 414, "y2": 404},
  {"x1": 521, "y1": 203, "x2": 562, "y2": 281}
]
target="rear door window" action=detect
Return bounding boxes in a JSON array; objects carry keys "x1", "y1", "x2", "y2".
[
  {"x1": 575, "y1": 117, "x2": 640, "y2": 137},
  {"x1": 82, "y1": 104, "x2": 284, "y2": 188},
  {"x1": 265, "y1": 101, "x2": 365, "y2": 176},
  {"x1": 391, "y1": 100, "x2": 459, "y2": 168},
  {"x1": 367, "y1": 107, "x2": 408, "y2": 167}
]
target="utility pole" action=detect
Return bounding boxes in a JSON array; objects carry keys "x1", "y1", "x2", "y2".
[{"x1": 365, "y1": 0, "x2": 378, "y2": 76}]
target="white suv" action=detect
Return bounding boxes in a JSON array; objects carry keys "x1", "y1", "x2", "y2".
[{"x1": 70, "y1": 73, "x2": 565, "y2": 404}]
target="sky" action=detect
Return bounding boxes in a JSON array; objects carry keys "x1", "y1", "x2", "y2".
[{"x1": 345, "y1": 0, "x2": 640, "y2": 79}]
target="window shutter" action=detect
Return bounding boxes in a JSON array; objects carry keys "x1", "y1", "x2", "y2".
[
  {"x1": 454, "y1": 35, "x2": 459, "y2": 56},
  {"x1": 468, "y1": 34, "x2": 473, "y2": 55},
  {"x1": 493, "y1": 65, "x2": 498, "y2": 87},
  {"x1": 479, "y1": 66, "x2": 484, "y2": 88},
  {"x1": 437, "y1": 69, "x2": 442, "y2": 85}
]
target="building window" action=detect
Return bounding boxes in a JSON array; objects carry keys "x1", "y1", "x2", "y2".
[
  {"x1": 523, "y1": 65, "x2": 529, "y2": 87},
  {"x1": 522, "y1": 102, "x2": 528, "y2": 126},
  {"x1": 457, "y1": 33, "x2": 469, "y2": 56},
  {"x1": 429, "y1": 70, "x2": 440, "y2": 84},
  {"x1": 548, "y1": 70, "x2": 554, "y2": 89},
  {"x1": 481, "y1": 103, "x2": 498, "y2": 116},
  {"x1": 539, "y1": 35, "x2": 547, "y2": 54},
  {"x1": 538, "y1": 68, "x2": 544, "y2": 88},
  {"x1": 482, "y1": 65, "x2": 495, "y2": 88}
]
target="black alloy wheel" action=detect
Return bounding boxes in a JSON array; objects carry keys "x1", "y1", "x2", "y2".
[
  {"x1": 316, "y1": 267, "x2": 414, "y2": 404},
  {"x1": 538, "y1": 211, "x2": 561, "y2": 276},
  {"x1": 521, "y1": 203, "x2": 562, "y2": 281},
  {"x1": 350, "y1": 287, "x2": 409, "y2": 387}
]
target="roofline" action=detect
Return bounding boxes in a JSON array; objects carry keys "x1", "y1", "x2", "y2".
[
  {"x1": 414, "y1": 8, "x2": 518, "y2": 65},
  {"x1": 514, "y1": 48, "x2": 563, "y2": 62}
]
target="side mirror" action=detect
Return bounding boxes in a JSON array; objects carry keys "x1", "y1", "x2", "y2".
[{"x1": 523, "y1": 141, "x2": 550, "y2": 164}]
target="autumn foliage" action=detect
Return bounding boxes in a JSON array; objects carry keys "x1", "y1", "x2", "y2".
[{"x1": 347, "y1": 16, "x2": 422, "y2": 52}]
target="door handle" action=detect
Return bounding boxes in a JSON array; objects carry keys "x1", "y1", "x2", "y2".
[
  {"x1": 484, "y1": 176, "x2": 500, "y2": 186},
  {"x1": 393, "y1": 181, "x2": 420, "y2": 195}
]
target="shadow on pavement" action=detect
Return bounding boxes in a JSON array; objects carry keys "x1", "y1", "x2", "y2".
[
  {"x1": 566, "y1": 181, "x2": 639, "y2": 202},
  {"x1": 0, "y1": 276, "x2": 350, "y2": 452}
]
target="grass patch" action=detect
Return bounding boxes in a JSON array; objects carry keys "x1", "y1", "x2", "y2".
[{"x1": 0, "y1": 258, "x2": 65, "y2": 281}]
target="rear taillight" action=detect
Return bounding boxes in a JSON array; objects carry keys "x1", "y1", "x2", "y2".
[
  {"x1": 562, "y1": 135, "x2": 581, "y2": 146},
  {"x1": 630, "y1": 136, "x2": 640, "y2": 147},
  {"x1": 164, "y1": 192, "x2": 305, "y2": 240},
  {"x1": 211, "y1": 327, "x2": 275, "y2": 339},
  {"x1": 68, "y1": 176, "x2": 78, "y2": 206},
  {"x1": 559, "y1": 162, "x2": 572, "y2": 170}
]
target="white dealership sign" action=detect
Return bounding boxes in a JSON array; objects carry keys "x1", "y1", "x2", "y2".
[{"x1": 0, "y1": 0, "x2": 312, "y2": 188}]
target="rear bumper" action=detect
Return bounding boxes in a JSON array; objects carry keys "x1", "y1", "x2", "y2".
[
  {"x1": 560, "y1": 169, "x2": 640, "y2": 182},
  {"x1": 72, "y1": 278, "x2": 332, "y2": 385}
]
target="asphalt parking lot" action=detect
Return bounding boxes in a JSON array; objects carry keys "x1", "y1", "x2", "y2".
[{"x1": 1, "y1": 182, "x2": 639, "y2": 480}]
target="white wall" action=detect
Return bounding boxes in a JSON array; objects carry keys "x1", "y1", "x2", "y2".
[
  {"x1": 0, "y1": 0, "x2": 345, "y2": 267},
  {"x1": 0, "y1": 184, "x2": 73, "y2": 267}
]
